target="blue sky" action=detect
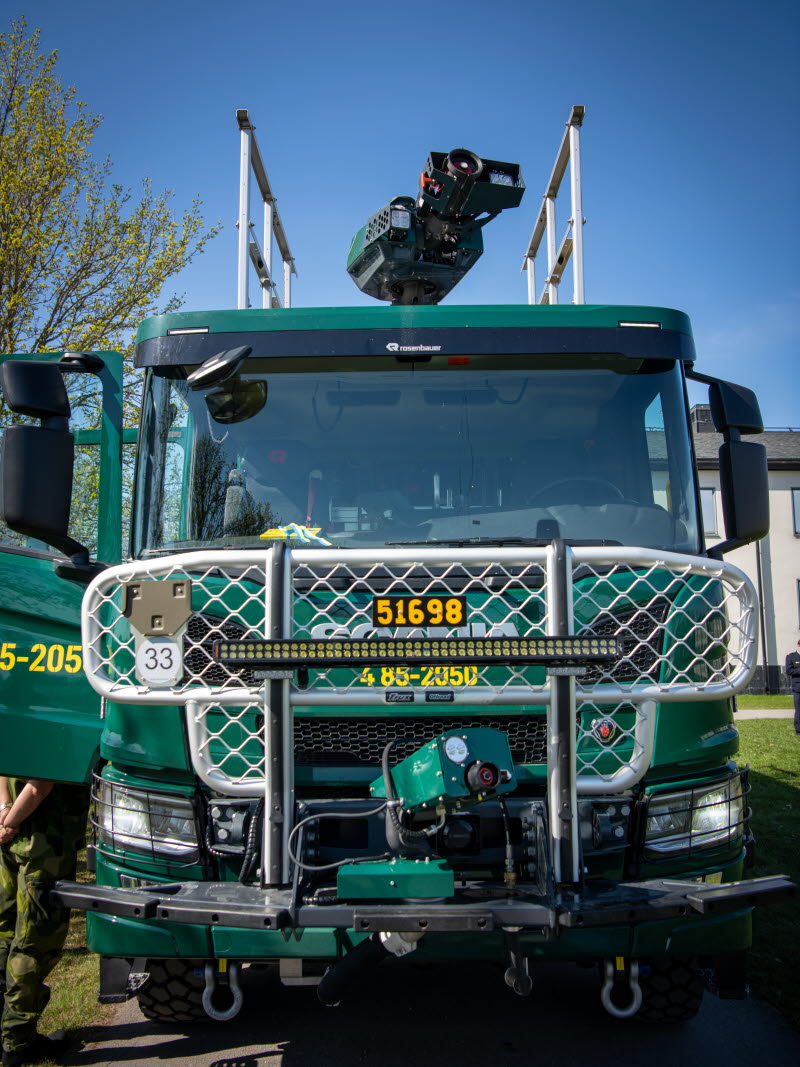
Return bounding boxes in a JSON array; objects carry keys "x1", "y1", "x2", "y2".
[{"x1": 8, "y1": 0, "x2": 800, "y2": 426}]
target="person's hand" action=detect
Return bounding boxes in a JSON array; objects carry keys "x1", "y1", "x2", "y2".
[{"x1": 0, "y1": 822, "x2": 19, "y2": 845}]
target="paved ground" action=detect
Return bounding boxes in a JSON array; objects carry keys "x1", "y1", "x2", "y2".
[
  {"x1": 734, "y1": 709, "x2": 795, "y2": 719},
  {"x1": 64, "y1": 961, "x2": 799, "y2": 1067}
]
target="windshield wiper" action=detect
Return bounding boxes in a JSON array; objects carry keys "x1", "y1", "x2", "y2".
[{"x1": 385, "y1": 537, "x2": 622, "y2": 547}]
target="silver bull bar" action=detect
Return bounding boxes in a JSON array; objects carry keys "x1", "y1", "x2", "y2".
[{"x1": 82, "y1": 543, "x2": 758, "y2": 886}]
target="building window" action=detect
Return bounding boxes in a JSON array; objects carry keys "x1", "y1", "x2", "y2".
[
  {"x1": 700, "y1": 487, "x2": 718, "y2": 538},
  {"x1": 793, "y1": 489, "x2": 800, "y2": 536}
]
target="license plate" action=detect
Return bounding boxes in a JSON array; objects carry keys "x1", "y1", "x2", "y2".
[
  {"x1": 358, "y1": 665, "x2": 478, "y2": 687},
  {"x1": 371, "y1": 595, "x2": 467, "y2": 628}
]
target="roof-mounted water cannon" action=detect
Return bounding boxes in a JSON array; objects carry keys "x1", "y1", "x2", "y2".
[{"x1": 347, "y1": 149, "x2": 525, "y2": 305}]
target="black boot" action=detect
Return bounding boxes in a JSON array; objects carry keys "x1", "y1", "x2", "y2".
[{"x1": 2, "y1": 1031, "x2": 69, "y2": 1066}]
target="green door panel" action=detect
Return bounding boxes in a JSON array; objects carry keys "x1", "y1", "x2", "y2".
[{"x1": 0, "y1": 550, "x2": 101, "y2": 782}]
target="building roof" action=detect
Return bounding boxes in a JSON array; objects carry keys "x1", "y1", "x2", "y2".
[
  {"x1": 692, "y1": 428, "x2": 800, "y2": 469},
  {"x1": 689, "y1": 404, "x2": 800, "y2": 469}
]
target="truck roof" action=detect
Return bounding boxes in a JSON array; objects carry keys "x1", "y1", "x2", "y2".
[
  {"x1": 137, "y1": 303, "x2": 692, "y2": 341},
  {"x1": 135, "y1": 303, "x2": 695, "y2": 368}
]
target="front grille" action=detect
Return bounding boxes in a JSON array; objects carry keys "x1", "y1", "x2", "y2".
[
  {"x1": 294, "y1": 715, "x2": 548, "y2": 767},
  {"x1": 184, "y1": 614, "x2": 259, "y2": 688},
  {"x1": 579, "y1": 599, "x2": 669, "y2": 683}
]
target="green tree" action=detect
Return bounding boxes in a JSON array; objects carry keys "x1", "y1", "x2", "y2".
[
  {"x1": 0, "y1": 17, "x2": 219, "y2": 372},
  {"x1": 0, "y1": 18, "x2": 220, "y2": 554}
]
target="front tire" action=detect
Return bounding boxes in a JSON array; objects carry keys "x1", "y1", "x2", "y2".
[
  {"x1": 136, "y1": 959, "x2": 207, "y2": 1023},
  {"x1": 636, "y1": 956, "x2": 704, "y2": 1022}
]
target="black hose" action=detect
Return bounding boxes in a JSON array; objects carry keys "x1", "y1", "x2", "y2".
[
  {"x1": 239, "y1": 798, "x2": 264, "y2": 884},
  {"x1": 287, "y1": 805, "x2": 391, "y2": 873},
  {"x1": 317, "y1": 934, "x2": 391, "y2": 1006},
  {"x1": 499, "y1": 796, "x2": 515, "y2": 879},
  {"x1": 382, "y1": 741, "x2": 403, "y2": 852},
  {"x1": 381, "y1": 741, "x2": 440, "y2": 846}
]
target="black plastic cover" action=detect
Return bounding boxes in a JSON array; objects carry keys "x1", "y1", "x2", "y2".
[
  {"x1": 709, "y1": 380, "x2": 763, "y2": 435},
  {"x1": 720, "y1": 438, "x2": 769, "y2": 542},
  {"x1": 0, "y1": 360, "x2": 70, "y2": 419},
  {"x1": 1, "y1": 424, "x2": 80, "y2": 556}
]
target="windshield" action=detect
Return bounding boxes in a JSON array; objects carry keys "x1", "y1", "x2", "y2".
[{"x1": 132, "y1": 352, "x2": 700, "y2": 556}]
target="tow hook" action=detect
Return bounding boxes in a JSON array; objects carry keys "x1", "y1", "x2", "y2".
[
  {"x1": 503, "y1": 927, "x2": 533, "y2": 997},
  {"x1": 202, "y1": 960, "x2": 244, "y2": 1021},
  {"x1": 379, "y1": 930, "x2": 425, "y2": 957},
  {"x1": 600, "y1": 957, "x2": 642, "y2": 1019}
]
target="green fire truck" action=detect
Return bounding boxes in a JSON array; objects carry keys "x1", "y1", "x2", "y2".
[{"x1": 0, "y1": 107, "x2": 792, "y2": 1023}]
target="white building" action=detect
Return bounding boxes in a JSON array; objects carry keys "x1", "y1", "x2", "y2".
[{"x1": 692, "y1": 406, "x2": 800, "y2": 694}]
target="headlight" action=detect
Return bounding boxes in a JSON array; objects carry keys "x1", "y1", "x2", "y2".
[
  {"x1": 644, "y1": 775, "x2": 744, "y2": 858},
  {"x1": 96, "y1": 780, "x2": 199, "y2": 859}
]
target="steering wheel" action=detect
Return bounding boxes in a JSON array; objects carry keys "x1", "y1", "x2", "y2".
[{"x1": 528, "y1": 477, "x2": 625, "y2": 507}]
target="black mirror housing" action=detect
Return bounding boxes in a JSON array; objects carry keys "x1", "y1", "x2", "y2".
[
  {"x1": 1, "y1": 359, "x2": 90, "y2": 566},
  {"x1": 719, "y1": 438, "x2": 769, "y2": 544},
  {"x1": 0, "y1": 360, "x2": 71, "y2": 420},
  {"x1": 709, "y1": 379, "x2": 763, "y2": 435},
  {"x1": 687, "y1": 369, "x2": 770, "y2": 556},
  {"x1": 1, "y1": 424, "x2": 87, "y2": 560}
]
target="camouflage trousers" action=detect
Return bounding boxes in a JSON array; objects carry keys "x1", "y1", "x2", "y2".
[{"x1": 0, "y1": 838, "x2": 78, "y2": 1053}]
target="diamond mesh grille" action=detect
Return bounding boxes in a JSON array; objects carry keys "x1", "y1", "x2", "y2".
[
  {"x1": 83, "y1": 546, "x2": 758, "y2": 796},
  {"x1": 290, "y1": 557, "x2": 549, "y2": 699},
  {"x1": 83, "y1": 547, "x2": 757, "y2": 704},
  {"x1": 294, "y1": 714, "x2": 549, "y2": 767}
]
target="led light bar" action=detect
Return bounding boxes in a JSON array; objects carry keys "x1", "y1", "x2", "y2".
[{"x1": 213, "y1": 635, "x2": 619, "y2": 668}]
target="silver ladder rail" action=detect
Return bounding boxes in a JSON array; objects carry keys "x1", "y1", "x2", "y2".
[
  {"x1": 521, "y1": 105, "x2": 585, "y2": 305},
  {"x1": 236, "y1": 109, "x2": 297, "y2": 310}
]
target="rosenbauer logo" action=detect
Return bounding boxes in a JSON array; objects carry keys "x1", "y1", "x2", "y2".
[{"x1": 385, "y1": 342, "x2": 442, "y2": 354}]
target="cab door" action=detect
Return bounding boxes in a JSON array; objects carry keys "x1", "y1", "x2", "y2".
[{"x1": 0, "y1": 352, "x2": 123, "y2": 782}]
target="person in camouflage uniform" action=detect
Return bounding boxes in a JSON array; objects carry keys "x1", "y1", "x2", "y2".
[{"x1": 0, "y1": 777, "x2": 89, "y2": 1067}]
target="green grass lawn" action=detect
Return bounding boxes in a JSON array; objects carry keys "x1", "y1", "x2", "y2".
[
  {"x1": 737, "y1": 693, "x2": 793, "y2": 710},
  {"x1": 736, "y1": 719, "x2": 800, "y2": 1028}
]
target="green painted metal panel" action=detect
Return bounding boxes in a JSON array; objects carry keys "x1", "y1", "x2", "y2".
[
  {"x1": 337, "y1": 857, "x2": 455, "y2": 900},
  {"x1": 212, "y1": 927, "x2": 341, "y2": 958},
  {"x1": 86, "y1": 910, "x2": 212, "y2": 959},
  {"x1": 0, "y1": 550, "x2": 100, "y2": 782},
  {"x1": 632, "y1": 908, "x2": 752, "y2": 957},
  {"x1": 136, "y1": 303, "x2": 694, "y2": 342},
  {"x1": 93, "y1": 351, "x2": 124, "y2": 565},
  {"x1": 0, "y1": 350, "x2": 123, "y2": 781},
  {"x1": 100, "y1": 702, "x2": 191, "y2": 774},
  {"x1": 369, "y1": 727, "x2": 516, "y2": 811}
]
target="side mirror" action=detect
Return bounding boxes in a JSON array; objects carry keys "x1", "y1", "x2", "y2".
[
  {"x1": 688, "y1": 370, "x2": 769, "y2": 555},
  {"x1": 0, "y1": 360, "x2": 89, "y2": 565},
  {"x1": 1, "y1": 359, "x2": 72, "y2": 420},
  {"x1": 708, "y1": 379, "x2": 763, "y2": 435},
  {"x1": 718, "y1": 437, "x2": 769, "y2": 546}
]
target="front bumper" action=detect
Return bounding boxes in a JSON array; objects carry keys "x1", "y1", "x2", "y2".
[{"x1": 53, "y1": 873, "x2": 793, "y2": 935}]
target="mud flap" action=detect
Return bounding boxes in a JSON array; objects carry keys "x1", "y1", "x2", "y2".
[{"x1": 98, "y1": 956, "x2": 149, "y2": 1004}]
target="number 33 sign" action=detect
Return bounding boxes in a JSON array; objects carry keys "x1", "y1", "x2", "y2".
[{"x1": 135, "y1": 637, "x2": 183, "y2": 686}]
